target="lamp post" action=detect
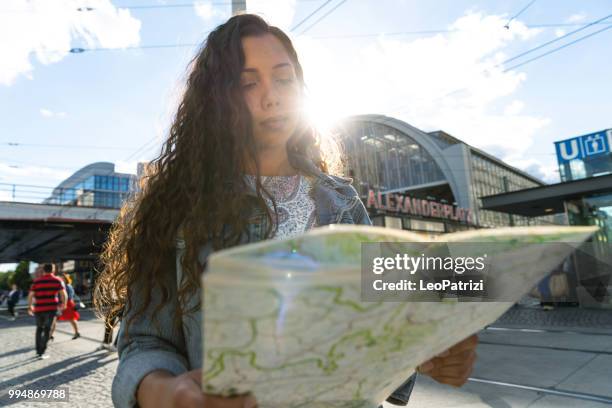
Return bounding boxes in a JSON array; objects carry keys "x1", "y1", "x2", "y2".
[{"x1": 232, "y1": 0, "x2": 246, "y2": 15}]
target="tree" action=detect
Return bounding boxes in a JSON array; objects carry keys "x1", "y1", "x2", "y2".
[
  {"x1": 13, "y1": 261, "x2": 32, "y2": 291},
  {"x1": 0, "y1": 271, "x2": 15, "y2": 290}
]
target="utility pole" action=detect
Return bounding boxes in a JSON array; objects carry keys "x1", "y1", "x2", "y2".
[{"x1": 232, "y1": 0, "x2": 246, "y2": 15}]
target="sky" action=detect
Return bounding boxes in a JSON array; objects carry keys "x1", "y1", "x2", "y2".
[{"x1": 0, "y1": 0, "x2": 611, "y2": 200}]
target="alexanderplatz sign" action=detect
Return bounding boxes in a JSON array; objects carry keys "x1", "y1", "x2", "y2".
[{"x1": 366, "y1": 190, "x2": 474, "y2": 225}]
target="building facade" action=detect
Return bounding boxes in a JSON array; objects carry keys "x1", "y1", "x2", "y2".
[
  {"x1": 335, "y1": 115, "x2": 549, "y2": 235},
  {"x1": 44, "y1": 162, "x2": 137, "y2": 209},
  {"x1": 41, "y1": 162, "x2": 137, "y2": 300}
]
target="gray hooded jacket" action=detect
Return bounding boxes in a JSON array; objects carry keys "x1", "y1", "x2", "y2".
[{"x1": 112, "y1": 155, "x2": 416, "y2": 407}]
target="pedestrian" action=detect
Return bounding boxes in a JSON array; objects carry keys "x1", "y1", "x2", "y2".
[
  {"x1": 27, "y1": 263, "x2": 67, "y2": 359},
  {"x1": 7, "y1": 283, "x2": 20, "y2": 320},
  {"x1": 53, "y1": 274, "x2": 81, "y2": 339},
  {"x1": 95, "y1": 14, "x2": 478, "y2": 408},
  {"x1": 95, "y1": 314, "x2": 119, "y2": 352}
]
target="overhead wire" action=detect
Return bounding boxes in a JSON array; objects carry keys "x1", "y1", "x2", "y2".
[
  {"x1": 503, "y1": 22, "x2": 612, "y2": 72},
  {"x1": 291, "y1": 0, "x2": 335, "y2": 32},
  {"x1": 497, "y1": 13, "x2": 612, "y2": 67},
  {"x1": 2, "y1": 3, "x2": 607, "y2": 186},
  {"x1": 1, "y1": 141, "x2": 139, "y2": 150},
  {"x1": 504, "y1": 0, "x2": 537, "y2": 29},
  {"x1": 389, "y1": 12, "x2": 612, "y2": 116},
  {"x1": 298, "y1": 0, "x2": 349, "y2": 35},
  {"x1": 65, "y1": 22, "x2": 612, "y2": 52},
  {"x1": 0, "y1": 0, "x2": 321, "y2": 13},
  {"x1": 310, "y1": 22, "x2": 612, "y2": 39},
  {"x1": 123, "y1": 136, "x2": 163, "y2": 162},
  {"x1": 111, "y1": 0, "x2": 322, "y2": 9},
  {"x1": 69, "y1": 0, "x2": 351, "y2": 51}
]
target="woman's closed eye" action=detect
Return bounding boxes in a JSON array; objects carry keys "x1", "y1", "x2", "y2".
[
  {"x1": 242, "y1": 81, "x2": 257, "y2": 90},
  {"x1": 276, "y1": 77, "x2": 294, "y2": 85},
  {"x1": 242, "y1": 78, "x2": 294, "y2": 90}
]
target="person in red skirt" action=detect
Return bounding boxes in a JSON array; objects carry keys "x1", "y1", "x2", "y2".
[{"x1": 55, "y1": 273, "x2": 81, "y2": 339}]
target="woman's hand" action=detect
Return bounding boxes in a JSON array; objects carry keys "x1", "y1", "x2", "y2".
[
  {"x1": 416, "y1": 334, "x2": 478, "y2": 387},
  {"x1": 204, "y1": 393, "x2": 257, "y2": 408},
  {"x1": 138, "y1": 369, "x2": 257, "y2": 408}
]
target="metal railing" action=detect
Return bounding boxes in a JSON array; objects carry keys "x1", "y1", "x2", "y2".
[{"x1": 0, "y1": 182, "x2": 135, "y2": 209}]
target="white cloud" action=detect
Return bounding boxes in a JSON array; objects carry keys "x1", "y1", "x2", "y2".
[
  {"x1": 0, "y1": 0, "x2": 141, "y2": 86},
  {"x1": 567, "y1": 13, "x2": 587, "y2": 23},
  {"x1": 193, "y1": 0, "x2": 297, "y2": 29},
  {"x1": 297, "y1": 11, "x2": 552, "y2": 178},
  {"x1": 194, "y1": 1, "x2": 228, "y2": 21},
  {"x1": 506, "y1": 158, "x2": 559, "y2": 183},
  {"x1": 0, "y1": 162, "x2": 71, "y2": 181},
  {"x1": 0, "y1": 162, "x2": 72, "y2": 202},
  {"x1": 504, "y1": 100, "x2": 524, "y2": 116},
  {"x1": 40, "y1": 108, "x2": 67, "y2": 118},
  {"x1": 555, "y1": 29, "x2": 566, "y2": 38}
]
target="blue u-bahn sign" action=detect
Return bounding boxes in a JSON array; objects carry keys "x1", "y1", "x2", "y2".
[{"x1": 555, "y1": 129, "x2": 612, "y2": 164}]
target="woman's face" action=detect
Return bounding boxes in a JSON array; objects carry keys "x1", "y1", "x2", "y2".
[{"x1": 240, "y1": 34, "x2": 302, "y2": 149}]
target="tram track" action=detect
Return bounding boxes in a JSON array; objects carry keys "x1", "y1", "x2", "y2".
[
  {"x1": 485, "y1": 325, "x2": 612, "y2": 337},
  {"x1": 478, "y1": 339, "x2": 612, "y2": 355},
  {"x1": 467, "y1": 377, "x2": 612, "y2": 405},
  {"x1": 469, "y1": 325, "x2": 612, "y2": 405}
]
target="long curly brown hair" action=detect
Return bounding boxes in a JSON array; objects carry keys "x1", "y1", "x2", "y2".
[{"x1": 94, "y1": 14, "x2": 342, "y2": 334}]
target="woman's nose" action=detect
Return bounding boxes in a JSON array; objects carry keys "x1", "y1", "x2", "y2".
[{"x1": 261, "y1": 81, "x2": 281, "y2": 109}]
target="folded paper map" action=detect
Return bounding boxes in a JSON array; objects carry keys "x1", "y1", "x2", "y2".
[{"x1": 202, "y1": 225, "x2": 597, "y2": 407}]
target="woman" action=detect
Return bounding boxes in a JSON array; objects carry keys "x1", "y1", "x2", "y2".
[
  {"x1": 95, "y1": 14, "x2": 477, "y2": 408},
  {"x1": 56, "y1": 274, "x2": 81, "y2": 339},
  {"x1": 7, "y1": 283, "x2": 19, "y2": 320}
]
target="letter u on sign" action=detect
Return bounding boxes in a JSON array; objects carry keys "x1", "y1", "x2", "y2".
[{"x1": 557, "y1": 138, "x2": 581, "y2": 162}]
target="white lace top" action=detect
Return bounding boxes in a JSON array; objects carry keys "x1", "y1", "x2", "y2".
[{"x1": 245, "y1": 174, "x2": 317, "y2": 239}]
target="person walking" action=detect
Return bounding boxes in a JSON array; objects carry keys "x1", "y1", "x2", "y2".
[
  {"x1": 7, "y1": 283, "x2": 20, "y2": 320},
  {"x1": 54, "y1": 274, "x2": 81, "y2": 339},
  {"x1": 96, "y1": 314, "x2": 119, "y2": 352},
  {"x1": 27, "y1": 264, "x2": 67, "y2": 359}
]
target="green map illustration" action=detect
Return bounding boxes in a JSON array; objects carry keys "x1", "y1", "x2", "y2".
[{"x1": 202, "y1": 225, "x2": 596, "y2": 407}]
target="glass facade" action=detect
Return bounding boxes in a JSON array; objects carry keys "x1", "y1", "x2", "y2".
[
  {"x1": 470, "y1": 153, "x2": 541, "y2": 227},
  {"x1": 338, "y1": 117, "x2": 554, "y2": 232},
  {"x1": 566, "y1": 194, "x2": 612, "y2": 244},
  {"x1": 559, "y1": 153, "x2": 612, "y2": 182},
  {"x1": 564, "y1": 194, "x2": 612, "y2": 304},
  {"x1": 339, "y1": 121, "x2": 446, "y2": 196},
  {"x1": 52, "y1": 174, "x2": 135, "y2": 208}
]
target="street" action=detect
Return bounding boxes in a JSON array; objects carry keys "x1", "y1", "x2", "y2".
[{"x1": 1, "y1": 304, "x2": 612, "y2": 407}]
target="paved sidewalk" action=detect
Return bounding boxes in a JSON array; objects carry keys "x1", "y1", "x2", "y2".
[{"x1": 0, "y1": 309, "x2": 117, "y2": 407}]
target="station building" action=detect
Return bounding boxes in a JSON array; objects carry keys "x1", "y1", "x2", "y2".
[{"x1": 335, "y1": 114, "x2": 553, "y2": 236}]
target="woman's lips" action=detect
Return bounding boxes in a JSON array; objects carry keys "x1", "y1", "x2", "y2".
[{"x1": 260, "y1": 115, "x2": 288, "y2": 131}]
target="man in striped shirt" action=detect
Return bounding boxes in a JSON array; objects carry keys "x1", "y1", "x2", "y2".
[{"x1": 27, "y1": 263, "x2": 67, "y2": 359}]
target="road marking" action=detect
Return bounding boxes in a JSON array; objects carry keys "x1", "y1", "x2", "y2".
[{"x1": 468, "y1": 378, "x2": 612, "y2": 404}]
